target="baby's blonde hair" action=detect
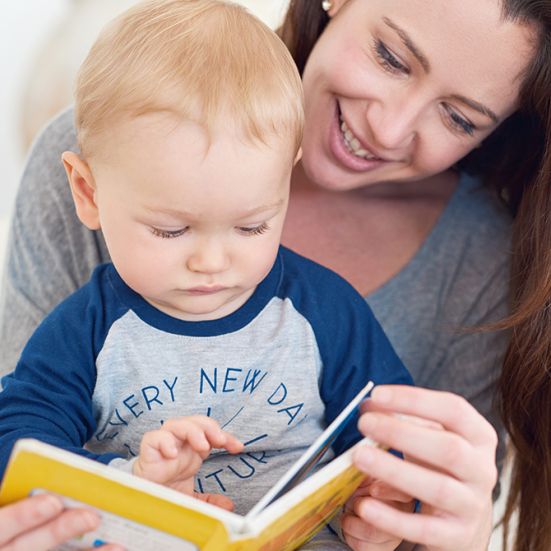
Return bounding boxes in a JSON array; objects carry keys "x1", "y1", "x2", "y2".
[{"x1": 75, "y1": 0, "x2": 304, "y2": 158}]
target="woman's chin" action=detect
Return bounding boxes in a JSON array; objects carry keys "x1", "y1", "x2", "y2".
[{"x1": 299, "y1": 153, "x2": 373, "y2": 192}]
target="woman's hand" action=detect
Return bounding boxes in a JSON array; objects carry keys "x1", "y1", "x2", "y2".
[
  {"x1": 349, "y1": 385, "x2": 498, "y2": 551},
  {"x1": 0, "y1": 494, "x2": 123, "y2": 550}
]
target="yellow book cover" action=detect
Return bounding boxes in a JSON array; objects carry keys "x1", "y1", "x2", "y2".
[{"x1": 0, "y1": 382, "x2": 376, "y2": 551}]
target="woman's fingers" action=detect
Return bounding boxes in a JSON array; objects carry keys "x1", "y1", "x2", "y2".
[
  {"x1": 353, "y1": 496, "x2": 492, "y2": 550},
  {"x1": 358, "y1": 412, "x2": 497, "y2": 487},
  {"x1": 368, "y1": 386, "x2": 498, "y2": 449},
  {"x1": 0, "y1": 494, "x2": 64, "y2": 545},
  {"x1": 353, "y1": 386, "x2": 497, "y2": 551},
  {"x1": 352, "y1": 444, "x2": 474, "y2": 514},
  {"x1": 0, "y1": 496, "x2": 102, "y2": 551}
]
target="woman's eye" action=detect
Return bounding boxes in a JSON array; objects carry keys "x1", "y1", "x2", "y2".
[
  {"x1": 374, "y1": 40, "x2": 409, "y2": 75},
  {"x1": 237, "y1": 222, "x2": 269, "y2": 236},
  {"x1": 442, "y1": 105, "x2": 476, "y2": 136},
  {"x1": 151, "y1": 227, "x2": 189, "y2": 239}
]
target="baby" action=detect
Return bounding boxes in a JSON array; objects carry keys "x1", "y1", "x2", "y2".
[{"x1": 0, "y1": 0, "x2": 412, "y2": 545}]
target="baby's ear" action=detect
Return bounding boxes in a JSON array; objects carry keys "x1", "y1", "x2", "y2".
[{"x1": 61, "y1": 151, "x2": 101, "y2": 230}]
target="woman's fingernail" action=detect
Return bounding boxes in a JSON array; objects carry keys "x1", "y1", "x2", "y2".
[
  {"x1": 77, "y1": 510, "x2": 100, "y2": 531},
  {"x1": 359, "y1": 413, "x2": 377, "y2": 435},
  {"x1": 355, "y1": 446, "x2": 374, "y2": 469},
  {"x1": 38, "y1": 495, "x2": 63, "y2": 516},
  {"x1": 358, "y1": 499, "x2": 381, "y2": 520},
  {"x1": 372, "y1": 387, "x2": 391, "y2": 403}
]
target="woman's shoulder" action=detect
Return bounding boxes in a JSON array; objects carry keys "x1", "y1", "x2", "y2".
[
  {"x1": 445, "y1": 172, "x2": 512, "y2": 245},
  {"x1": 16, "y1": 108, "x2": 78, "y2": 213},
  {"x1": 20, "y1": 107, "x2": 77, "y2": 194},
  {"x1": 26, "y1": 107, "x2": 77, "y2": 160},
  {"x1": 423, "y1": 172, "x2": 512, "y2": 276}
]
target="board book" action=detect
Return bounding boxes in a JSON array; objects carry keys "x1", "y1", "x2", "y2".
[{"x1": 0, "y1": 381, "x2": 376, "y2": 550}]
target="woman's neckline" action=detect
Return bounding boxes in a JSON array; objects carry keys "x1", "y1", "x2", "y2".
[{"x1": 367, "y1": 171, "x2": 472, "y2": 300}]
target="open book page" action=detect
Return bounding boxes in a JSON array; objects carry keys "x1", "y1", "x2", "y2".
[
  {"x1": 240, "y1": 439, "x2": 373, "y2": 551},
  {"x1": 34, "y1": 491, "x2": 200, "y2": 551},
  {"x1": 247, "y1": 380, "x2": 374, "y2": 519}
]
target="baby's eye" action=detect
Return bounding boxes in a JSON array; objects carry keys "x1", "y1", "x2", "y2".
[
  {"x1": 442, "y1": 104, "x2": 476, "y2": 136},
  {"x1": 236, "y1": 222, "x2": 269, "y2": 236},
  {"x1": 151, "y1": 227, "x2": 189, "y2": 238},
  {"x1": 374, "y1": 40, "x2": 409, "y2": 75}
]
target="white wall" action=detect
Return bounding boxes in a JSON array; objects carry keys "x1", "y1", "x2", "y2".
[{"x1": 0, "y1": 1, "x2": 69, "y2": 218}]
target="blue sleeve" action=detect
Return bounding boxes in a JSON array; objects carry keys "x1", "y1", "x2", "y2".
[
  {"x1": 0, "y1": 268, "x2": 122, "y2": 477},
  {"x1": 280, "y1": 249, "x2": 413, "y2": 456},
  {"x1": 318, "y1": 292, "x2": 413, "y2": 455}
]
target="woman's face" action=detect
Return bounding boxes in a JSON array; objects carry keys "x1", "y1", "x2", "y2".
[{"x1": 301, "y1": 0, "x2": 535, "y2": 190}]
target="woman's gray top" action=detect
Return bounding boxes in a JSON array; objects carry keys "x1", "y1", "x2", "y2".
[{"x1": 0, "y1": 109, "x2": 511, "y2": 477}]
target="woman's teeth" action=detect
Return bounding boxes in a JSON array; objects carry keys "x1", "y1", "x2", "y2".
[{"x1": 340, "y1": 117, "x2": 377, "y2": 159}]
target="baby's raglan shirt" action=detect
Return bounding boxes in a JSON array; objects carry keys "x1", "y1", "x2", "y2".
[{"x1": 0, "y1": 246, "x2": 412, "y2": 514}]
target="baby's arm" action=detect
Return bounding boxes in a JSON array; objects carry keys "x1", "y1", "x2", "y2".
[{"x1": 133, "y1": 416, "x2": 243, "y2": 510}]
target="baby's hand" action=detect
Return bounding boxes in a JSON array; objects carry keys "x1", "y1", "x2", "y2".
[
  {"x1": 133, "y1": 416, "x2": 243, "y2": 508},
  {"x1": 341, "y1": 476, "x2": 413, "y2": 550}
]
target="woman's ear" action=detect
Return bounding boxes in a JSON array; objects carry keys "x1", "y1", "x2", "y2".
[
  {"x1": 325, "y1": 0, "x2": 349, "y2": 17},
  {"x1": 61, "y1": 151, "x2": 101, "y2": 230}
]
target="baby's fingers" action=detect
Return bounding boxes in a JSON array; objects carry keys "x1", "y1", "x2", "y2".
[
  {"x1": 368, "y1": 481, "x2": 413, "y2": 503},
  {"x1": 342, "y1": 509, "x2": 402, "y2": 550},
  {"x1": 348, "y1": 477, "x2": 411, "y2": 504},
  {"x1": 194, "y1": 418, "x2": 243, "y2": 453},
  {"x1": 193, "y1": 492, "x2": 235, "y2": 511},
  {"x1": 161, "y1": 417, "x2": 216, "y2": 453},
  {"x1": 162, "y1": 416, "x2": 242, "y2": 455},
  {"x1": 216, "y1": 431, "x2": 244, "y2": 454},
  {"x1": 140, "y1": 430, "x2": 179, "y2": 462}
]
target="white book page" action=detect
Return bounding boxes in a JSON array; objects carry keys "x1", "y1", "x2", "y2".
[{"x1": 245, "y1": 381, "x2": 374, "y2": 520}]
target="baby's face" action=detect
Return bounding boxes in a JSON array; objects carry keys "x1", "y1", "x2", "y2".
[{"x1": 90, "y1": 113, "x2": 293, "y2": 321}]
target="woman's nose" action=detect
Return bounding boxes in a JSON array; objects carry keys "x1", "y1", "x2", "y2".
[{"x1": 365, "y1": 98, "x2": 419, "y2": 153}]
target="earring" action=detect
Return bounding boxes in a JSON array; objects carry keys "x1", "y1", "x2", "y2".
[{"x1": 322, "y1": 0, "x2": 332, "y2": 12}]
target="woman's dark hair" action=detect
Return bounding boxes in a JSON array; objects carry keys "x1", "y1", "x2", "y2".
[
  {"x1": 496, "y1": 3, "x2": 551, "y2": 551},
  {"x1": 278, "y1": 1, "x2": 329, "y2": 75},
  {"x1": 280, "y1": 2, "x2": 551, "y2": 549}
]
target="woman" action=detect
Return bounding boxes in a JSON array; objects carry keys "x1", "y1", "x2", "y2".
[
  {"x1": 0, "y1": 0, "x2": 547, "y2": 549},
  {"x1": 283, "y1": 1, "x2": 538, "y2": 546},
  {"x1": 0, "y1": 494, "x2": 121, "y2": 551}
]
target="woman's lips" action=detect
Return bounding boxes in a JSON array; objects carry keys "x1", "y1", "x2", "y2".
[{"x1": 328, "y1": 102, "x2": 389, "y2": 172}]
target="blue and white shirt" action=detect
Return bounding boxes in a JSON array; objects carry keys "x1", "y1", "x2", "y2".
[{"x1": 0, "y1": 246, "x2": 412, "y2": 514}]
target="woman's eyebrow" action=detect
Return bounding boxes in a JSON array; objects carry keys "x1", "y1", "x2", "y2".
[
  {"x1": 382, "y1": 16, "x2": 499, "y2": 124},
  {"x1": 382, "y1": 16, "x2": 430, "y2": 73},
  {"x1": 449, "y1": 94, "x2": 499, "y2": 124}
]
